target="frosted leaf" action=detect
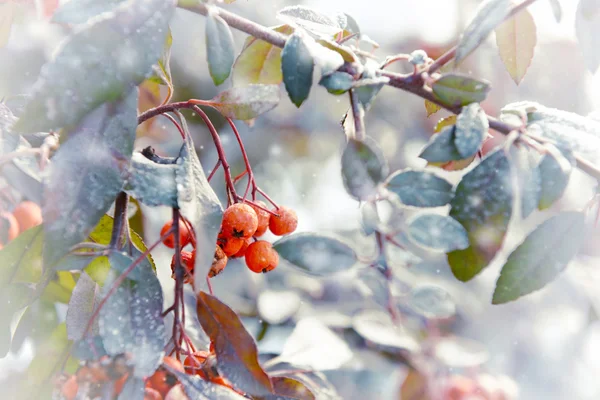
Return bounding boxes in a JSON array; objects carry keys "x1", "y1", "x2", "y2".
[
  {"x1": 66, "y1": 272, "x2": 98, "y2": 340},
  {"x1": 273, "y1": 233, "x2": 357, "y2": 276},
  {"x1": 118, "y1": 376, "x2": 145, "y2": 400},
  {"x1": 407, "y1": 214, "x2": 468, "y2": 252},
  {"x1": 538, "y1": 145, "x2": 573, "y2": 210},
  {"x1": 125, "y1": 152, "x2": 179, "y2": 207},
  {"x1": 257, "y1": 290, "x2": 301, "y2": 325},
  {"x1": 281, "y1": 31, "x2": 315, "y2": 107},
  {"x1": 385, "y1": 169, "x2": 454, "y2": 208},
  {"x1": 14, "y1": 0, "x2": 176, "y2": 133},
  {"x1": 435, "y1": 336, "x2": 489, "y2": 368},
  {"x1": 352, "y1": 310, "x2": 420, "y2": 355},
  {"x1": 448, "y1": 149, "x2": 513, "y2": 281},
  {"x1": 207, "y1": 84, "x2": 280, "y2": 120},
  {"x1": 164, "y1": 369, "x2": 247, "y2": 400},
  {"x1": 205, "y1": 11, "x2": 235, "y2": 86},
  {"x1": 419, "y1": 126, "x2": 464, "y2": 163},
  {"x1": 511, "y1": 146, "x2": 541, "y2": 218},
  {"x1": 43, "y1": 89, "x2": 137, "y2": 267},
  {"x1": 455, "y1": 103, "x2": 488, "y2": 158},
  {"x1": 52, "y1": 0, "x2": 125, "y2": 25},
  {"x1": 355, "y1": 59, "x2": 384, "y2": 111},
  {"x1": 409, "y1": 284, "x2": 456, "y2": 319},
  {"x1": 277, "y1": 5, "x2": 344, "y2": 37},
  {"x1": 99, "y1": 263, "x2": 166, "y2": 378},
  {"x1": 341, "y1": 137, "x2": 388, "y2": 201}
]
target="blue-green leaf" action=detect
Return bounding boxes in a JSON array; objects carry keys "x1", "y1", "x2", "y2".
[
  {"x1": 407, "y1": 214, "x2": 469, "y2": 252},
  {"x1": 538, "y1": 146, "x2": 574, "y2": 210},
  {"x1": 273, "y1": 233, "x2": 357, "y2": 276},
  {"x1": 454, "y1": 103, "x2": 488, "y2": 158},
  {"x1": 281, "y1": 32, "x2": 315, "y2": 107},
  {"x1": 385, "y1": 170, "x2": 454, "y2": 208},
  {"x1": 419, "y1": 126, "x2": 464, "y2": 163},
  {"x1": 512, "y1": 146, "x2": 541, "y2": 218},
  {"x1": 14, "y1": 0, "x2": 175, "y2": 133},
  {"x1": 318, "y1": 72, "x2": 354, "y2": 95},
  {"x1": 432, "y1": 74, "x2": 491, "y2": 108},
  {"x1": 206, "y1": 11, "x2": 235, "y2": 86},
  {"x1": 43, "y1": 89, "x2": 138, "y2": 267},
  {"x1": 52, "y1": 0, "x2": 125, "y2": 24},
  {"x1": 341, "y1": 137, "x2": 388, "y2": 201},
  {"x1": 205, "y1": 84, "x2": 281, "y2": 120},
  {"x1": 409, "y1": 285, "x2": 456, "y2": 319},
  {"x1": 492, "y1": 212, "x2": 585, "y2": 304},
  {"x1": 448, "y1": 150, "x2": 513, "y2": 281}
]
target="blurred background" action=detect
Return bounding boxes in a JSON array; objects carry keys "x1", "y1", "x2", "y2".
[{"x1": 2, "y1": 0, "x2": 600, "y2": 399}]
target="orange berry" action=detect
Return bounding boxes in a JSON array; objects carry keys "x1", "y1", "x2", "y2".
[
  {"x1": 250, "y1": 201, "x2": 270, "y2": 237},
  {"x1": 268, "y1": 206, "x2": 298, "y2": 236},
  {"x1": 0, "y1": 212, "x2": 19, "y2": 245},
  {"x1": 113, "y1": 373, "x2": 129, "y2": 396},
  {"x1": 144, "y1": 387, "x2": 163, "y2": 400},
  {"x1": 183, "y1": 351, "x2": 209, "y2": 375},
  {"x1": 171, "y1": 250, "x2": 195, "y2": 284},
  {"x1": 148, "y1": 357, "x2": 184, "y2": 397},
  {"x1": 221, "y1": 203, "x2": 258, "y2": 239},
  {"x1": 217, "y1": 232, "x2": 244, "y2": 256},
  {"x1": 232, "y1": 238, "x2": 251, "y2": 258},
  {"x1": 160, "y1": 219, "x2": 192, "y2": 249},
  {"x1": 208, "y1": 246, "x2": 228, "y2": 278},
  {"x1": 444, "y1": 375, "x2": 477, "y2": 400},
  {"x1": 245, "y1": 241, "x2": 279, "y2": 273},
  {"x1": 12, "y1": 201, "x2": 42, "y2": 233},
  {"x1": 61, "y1": 375, "x2": 78, "y2": 400}
]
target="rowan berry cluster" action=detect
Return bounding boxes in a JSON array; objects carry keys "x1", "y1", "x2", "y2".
[
  {"x1": 161, "y1": 202, "x2": 298, "y2": 284},
  {"x1": 0, "y1": 200, "x2": 43, "y2": 248}
]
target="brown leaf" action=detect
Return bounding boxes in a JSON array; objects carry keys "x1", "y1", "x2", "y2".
[
  {"x1": 495, "y1": 7, "x2": 537, "y2": 84},
  {"x1": 399, "y1": 369, "x2": 430, "y2": 400},
  {"x1": 196, "y1": 291, "x2": 273, "y2": 397},
  {"x1": 271, "y1": 376, "x2": 316, "y2": 400}
]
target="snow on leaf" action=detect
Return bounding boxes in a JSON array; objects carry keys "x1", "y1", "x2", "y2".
[
  {"x1": 454, "y1": 103, "x2": 488, "y2": 158},
  {"x1": 206, "y1": 10, "x2": 235, "y2": 86},
  {"x1": 118, "y1": 376, "x2": 145, "y2": 400},
  {"x1": 492, "y1": 212, "x2": 585, "y2": 304},
  {"x1": 352, "y1": 310, "x2": 420, "y2": 356},
  {"x1": 205, "y1": 84, "x2": 281, "y2": 120},
  {"x1": 281, "y1": 31, "x2": 315, "y2": 107},
  {"x1": 66, "y1": 272, "x2": 98, "y2": 340},
  {"x1": 511, "y1": 146, "x2": 541, "y2": 218},
  {"x1": 455, "y1": 0, "x2": 511, "y2": 64},
  {"x1": 125, "y1": 152, "x2": 179, "y2": 208},
  {"x1": 419, "y1": 126, "x2": 464, "y2": 164},
  {"x1": 232, "y1": 25, "x2": 294, "y2": 87},
  {"x1": 495, "y1": 7, "x2": 537, "y2": 84},
  {"x1": 448, "y1": 149, "x2": 513, "y2": 281},
  {"x1": 341, "y1": 137, "x2": 388, "y2": 201},
  {"x1": 407, "y1": 214, "x2": 469, "y2": 252},
  {"x1": 52, "y1": 0, "x2": 125, "y2": 25},
  {"x1": 196, "y1": 292, "x2": 273, "y2": 397},
  {"x1": 355, "y1": 59, "x2": 384, "y2": 111},
  {"x1": 274, "y1": 233, "x2": 357, "y2": 276},
  {"x1": 576, "y1": 0, "x2": 600, "y2": 73},
  {"x1": 277, "y1": 5, "x2": 344, "y2": 37},
  {"x1": 385, "y1": 170, "x2": 454, "y2": 208},
  {"x1": 174, "y1": 122, "x2": 223, "y2": 292},
  {"x1": 14, "y1": 0, "x2": 175, "y2": 133},
  {"x1": 42, "y1": 89, "x2": 138, "y2": 268}
]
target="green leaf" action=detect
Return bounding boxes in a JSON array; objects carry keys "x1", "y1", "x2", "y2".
[
  {"x1": 495, "y1": 7, "x2": 537, "y2": 85},
  {"x1": 175, "y1": 119, "x2": 223, "y2": 289},
  {"x1": 407, "y1": 214, "x2": 469, "y2": 252},
  {"x1": 318, "y1": 71, "x2": 354, "y2": 94},
  {"x1": 341, "y1": 137, "x2": 388, "y2": 201},
  {"x1": 99, "y1": 267, "x2": 166, "y2": 378},
  {"x1": 432, "y1": 73, "x2": 491, "y2": 108},
  {"x1": 43, "y1": 89, "x2": 138, "y2": 267},
  {"x1": 273, "y1": 233, "x2": 357, "y2": 276},
  {"x1": 492, "y1": 212, "x2": 585, "y2": 304},
  {"x1": 385, "y1": 170, "x2": 454, "y2": 208},
  {"x1": 27, "y1": 323, "x2": 72, "y2": 385},
  {"x1": 206, "y1": 11, "x2": 235, "y2": 86},
  {"x1": 148, "y1": 28, "x2": 174, "y2": 98},
  {"x1": 454, "y1": 103, "x2": 488, "y2": 158},
  {"x1": 409, "y1": 284, "x2": 456, "y2": 319},
  {"x1": 281, "y1": 32, "x2": 315, "y2": 107},
  {"x1": 205, "y1": 84, "x2": 281, "y2": 120},
  {"x1": 448, "y1": 150, "x2": 513, "y2": 281},
  {"x1": 455, "y1": 0, "x2": 511, "y2": 64},
  {"x1": 419, "y1": 126, "x2": 464, "y2": 163},
  {"x1": 232, "y1": 25, "x2": 294, "y2": 87},
  {"x1": 51, "y1": 0, "x2": 124, "y2": 24},
  {"x1": 0, "y1": 225, "x2": 43, "y2": 289},
  {"x1": 576, "y1": 0, "x2": 600, "y2": 73},
  {"x1": 196, "y1": 291, "x2": 274, "y2": 397},
  {"x1": 538, "y1": 146, "x2": 573, "y2": 210},
  {"x1": 277, "y1": 5, "x2": 344, "y2": 37},
  {"x1": 0, "y1": 284, "x2": 35, "y2": 357},
  {"x1": 14, "y1": 0, "x2": 175, "y2": 133},
  {"x1": 66, "y1": 272, "x2": 98, "y2": 340}
]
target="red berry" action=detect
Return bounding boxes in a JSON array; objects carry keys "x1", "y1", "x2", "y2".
[
  {"x1": 245, "y1": 241, "x2": 279, "y2": 273},
  {"x1": 148, "y1": 356, "x2": 184, "y2": 397},
  {"x1": 209, "y1": 246, "x2": 228, "y2": 278},
  {"x1": 160, "y1": 219, "x2": 192, "y2": 249},
  {"x1": 12, "y1": 201, "x2": 42, "y2": 233},
  {"x1": 268, "y1": 206, "x2": 298, "y2": 236},
  {"x1": 60, "y1": 375, "x2": 78, "y2": 400},
  {"x1": 232, "y1": 238, "x2": 251, "y2": 258},
  {"x1": 221, "y1": 203, "x2": 258, "y2": 239},
  {"x1": 217, "y1": 232, "x2": 244, "y2": 256},
  {"x1": 171, "y1": 250, "x2": 195, "y2": 284},
  {"x1": 183, "y1": 351, "x2": 209, "y2": 375},
  {"x1": 250, "y1": 201, "x2": 270, "y2": 237},
  {"x1": 0, "y1": 212, "x2": 19, "y2": 245}
]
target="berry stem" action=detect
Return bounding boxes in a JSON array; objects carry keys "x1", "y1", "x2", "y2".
[
  {"x1": 226, "y1": 117, "x2": 254, "y2": 200},
  {"x1": 207, "y1": 159, "x2": 222, "y2": 182}
]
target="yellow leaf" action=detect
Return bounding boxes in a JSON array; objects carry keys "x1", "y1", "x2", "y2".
[
  {"x1": 232, "y1": 25, "x2": 294, "y2": 86},
  {"x1": 434, "y1": 115, "x2": 457, "y2": 133},
  {"x1": 495, "y1": 7, "x2": 537, "y2": 85},
  {"x1": 425, "y1": 100, "x2": 441, "y2": 117}
]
